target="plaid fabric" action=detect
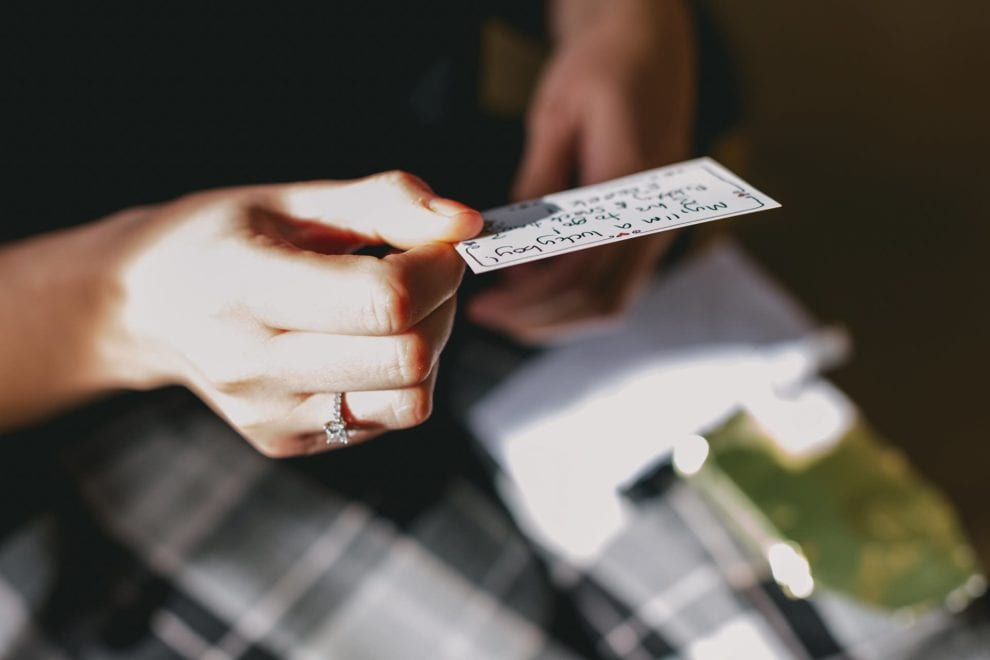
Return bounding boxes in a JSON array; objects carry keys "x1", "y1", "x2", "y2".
[
  {"x1": 547, "y1": 468, "x2": 990, "y2": 660},
  {"x1": 2, "y1": 387, "x2": 989, "y2": 659},
  {"x1": 0, "y1": 392, "x2": 582, "y2": 660}
]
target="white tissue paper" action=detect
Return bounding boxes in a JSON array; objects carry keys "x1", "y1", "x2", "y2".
[{"x1": 468, "y1": 239, "x2": 850, "y2": 564}]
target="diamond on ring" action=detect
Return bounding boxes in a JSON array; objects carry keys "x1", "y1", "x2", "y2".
[{"x1": 323, "y1": 392, "x2": 350, "y2": 445}]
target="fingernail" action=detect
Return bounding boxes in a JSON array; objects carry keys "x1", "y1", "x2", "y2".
[{"x1": 429, "y1": 197, "x2": 477, "y2": 218}]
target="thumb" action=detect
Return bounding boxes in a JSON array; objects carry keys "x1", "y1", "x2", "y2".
[{"x1": 274, "y1": 171, "x2": 483, "y2": 249}]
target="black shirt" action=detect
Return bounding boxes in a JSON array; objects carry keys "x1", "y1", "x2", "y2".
[{"x1": 2, "y1": 3, "x2": 538, "y2": 241}]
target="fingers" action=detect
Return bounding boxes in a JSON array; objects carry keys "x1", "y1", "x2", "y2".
[
  {"x1": 242, "y1": 366, "x2": 440, "y2": 458},
  {"x1": 232, "y1": 173, "x2": 472, "y2": 337},
  {"x1": 235, "y1": 241, "x2": 464, "y2": 335},
  {"x1": 202, "y1": 296, "x2": 456, "y2": 458},
  {"x1": 511, "y1": 98, "x2": 578, "y2": 201},
  {"x1": 577, "y1": 93, "x2": 654, "y2": 186},
  {"x1": 275, "y1": 171, "x2": 483, "y2": 249},
  {"x1": 467, "y1": 255, "x2": 586, "y2": 321},
  {"x1": 134, "y1": 172, "x2": 478, "y2": 461},
  {"x1": 258, "y1": 297, "x2": 456, "y2": 392},
  {"x1": 468, "y1": 233, "x2": 673, "y2": 343},
  {"x1": 289, "y1": 366, "x2": 439, "y2": 438},
  {"x1": 469, "y1": 249, "x2": 615, "y2": 342}
]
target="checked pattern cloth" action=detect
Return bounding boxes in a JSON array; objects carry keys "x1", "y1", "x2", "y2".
[{"x1": 1, "y1": 385, "x2": 989, "y2": 659}]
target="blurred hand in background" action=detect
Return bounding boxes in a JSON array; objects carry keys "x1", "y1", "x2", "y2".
[{"x1": 468, "y1": 0, "x2": 697, "y2": 343}]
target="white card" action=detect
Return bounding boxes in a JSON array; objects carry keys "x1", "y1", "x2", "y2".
[{"x1": 455, "y1": 157, "x2": 780, "y2": 273}]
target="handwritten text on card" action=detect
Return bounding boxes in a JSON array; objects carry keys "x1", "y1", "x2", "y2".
[{"x1": 455, "y1": 158, "x2": 780, "y2": 273}]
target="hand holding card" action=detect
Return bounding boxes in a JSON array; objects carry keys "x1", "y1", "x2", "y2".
[{"x1": 456, "y1": 158, "x2": 780, "y2": 274}]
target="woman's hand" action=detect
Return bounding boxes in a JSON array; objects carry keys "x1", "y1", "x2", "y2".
[
  {"x1": 0, "y1": 171, "x2": 481, "y2": 457},
  {"x1": 468, "y1": 0, "x2": 696, "y2": 343}
]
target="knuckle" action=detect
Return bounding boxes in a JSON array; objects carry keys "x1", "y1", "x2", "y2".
[
  {"x1": 390, "y1": 387, "x2": 433, "y2": 428},
  {"x1": 203, "y1": 358, "x2": 260, "y2": 394},
  {"x1": 393, "y1": 332, "x2": 433, "y2": 386},
  {"x1": 172, "y1": 189, "x2": 211, "y2": 210},
  {"x1": 369, "y1": 266, "x2": 413, "y2": 334},
  {"x1": 230, "y1": 409, "x2": 267, "y2": 433},
  {"x1": 374, "y1": 169, "x2": 423, "y2": 191},
  {"x1": 238, "y1": 406, "x2": 316, "y2": 459},
  {"x1": 228, "y1": 399, "x2": 284, "y2": 436},
  {"x1": 252, "y1": 437, "x2": 297, "y2": 459}
]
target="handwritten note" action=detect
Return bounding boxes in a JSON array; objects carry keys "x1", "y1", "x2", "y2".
[{"x1": 455, "y1": 158, "x2": 780, "y2": 273}]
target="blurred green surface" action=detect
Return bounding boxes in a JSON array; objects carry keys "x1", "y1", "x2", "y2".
[{"x1": 698, "y1": 412, "x2": 982, "y2": 611}]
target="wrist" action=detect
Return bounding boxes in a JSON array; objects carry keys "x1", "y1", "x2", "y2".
[
  {"x1": 80, "y1": 209, "x2": 178, "y2": 393},
  {"x1": 0, "y1": 213, "x2": 164, "y2": 430}
]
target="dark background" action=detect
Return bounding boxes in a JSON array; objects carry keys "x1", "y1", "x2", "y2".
[{"x1": 697, "y1": 1, "x2": 990, "y2": 560}]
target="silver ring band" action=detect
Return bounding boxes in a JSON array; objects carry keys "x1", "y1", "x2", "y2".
[{"x1": 323, "y1": 392, "x2": 351, "y2": 445}]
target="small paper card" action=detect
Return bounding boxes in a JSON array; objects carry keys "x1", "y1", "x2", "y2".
[{"x1": 455, "y1": 157, "x2": 780, "y2": 273}]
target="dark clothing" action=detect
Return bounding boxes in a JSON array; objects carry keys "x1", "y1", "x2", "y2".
[
  {"x1": 2, "y1": 3, "x2": 543, "y2": 242},
  {"x1": 1, "y1": 3, "x2": 734, "y2": 243}
]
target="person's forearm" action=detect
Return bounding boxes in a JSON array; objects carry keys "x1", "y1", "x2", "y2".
[{"x1": 0, "y1": 215, "x2": 142, "y2": 431}]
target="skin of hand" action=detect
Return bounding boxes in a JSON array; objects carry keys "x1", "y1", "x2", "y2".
[
  {"x1": 467, "y1": 0, "x2": 697, "y2": 343},
  {"x1": 0, "y1": 171, "x2": 482, "y2": 457}
]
